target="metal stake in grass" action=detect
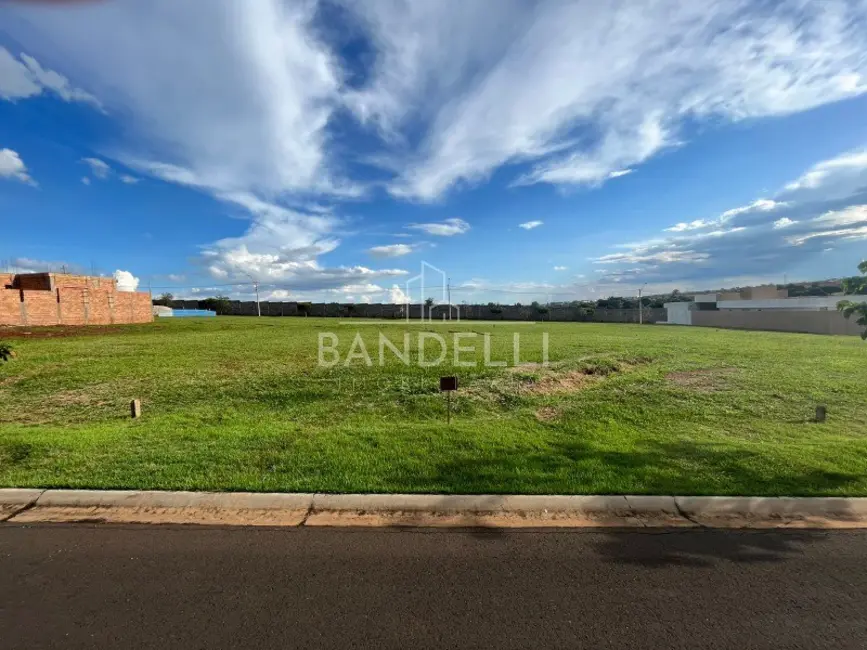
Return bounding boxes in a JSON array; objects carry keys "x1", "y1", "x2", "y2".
[
  {"x1": 440, "y1": 376, "x2": 458, "y2": 424},
  {"x1": 815, "y1": 405, "x2": 827, "y2": 423},
  {"x1": 130, "y1": 399, "x2": 142, "y2": 419}
]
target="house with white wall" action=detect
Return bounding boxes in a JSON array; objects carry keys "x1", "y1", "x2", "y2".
[{"x1": 664, "y1": 285, "x2": 866, "y2": 335}]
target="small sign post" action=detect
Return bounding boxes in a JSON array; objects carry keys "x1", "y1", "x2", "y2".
[
  {"x1": 816, "y1": 405, "x2": 827, "y2": 423},
  {"x1": 440, "y1": 376, "x2": 458, "y2": 424}
]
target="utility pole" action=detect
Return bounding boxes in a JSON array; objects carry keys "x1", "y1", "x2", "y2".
[
  {"x1": 638, "y1": 283, "x2": 648, "y2": 325},
  {"x1": 254, "y1": 280, "x2": 261, "y2": 317},
  {"x1": 240, "y1": 271, "x2": 261, "y2": 317}
]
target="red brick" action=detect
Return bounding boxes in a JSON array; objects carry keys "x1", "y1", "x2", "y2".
[{"x1": 0, "y1": 273, "x2": 152, "y2": 327}]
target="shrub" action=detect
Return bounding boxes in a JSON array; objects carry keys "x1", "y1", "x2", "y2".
[
  {"x1": 199, "y1": 295, "x2": 233, "y2": 315},
  {"x1": 0, "y1": 342, "x2": 15, "y2": 362},
  {"x1": 839, "y1": 261, "x2": 867, "y2": 340}
]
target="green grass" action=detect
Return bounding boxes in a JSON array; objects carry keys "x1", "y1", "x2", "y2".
[{"x1": 1, "y1": 317, "x2": 866, "y2": 496}]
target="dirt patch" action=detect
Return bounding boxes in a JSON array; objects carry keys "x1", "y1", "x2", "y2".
[
  {"x1": 0, "y1": 374, "x2": 24, "y2": 388},
  {"x1": 511, "y1": 357, "x2": 638, "y2": 395},
  {"x1": 535, "y1": 406, "x2": 561, "y2": 422},
  {"x1": 519, "y1": 370, "x2": 599, "y2": 395},
  {"x1": 52, "y1": 388, "x2": 112, "y2": 407},
  {"x1": 666, "y1": 368, "x2": 737, "y2": 393},
  {"x1": 0, "y1": 324, "x2": 159, "y2": 340}
]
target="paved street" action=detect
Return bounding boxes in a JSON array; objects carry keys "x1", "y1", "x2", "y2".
[{"x1": 2, "y1": 524, "x2": 866, "y2": 649}]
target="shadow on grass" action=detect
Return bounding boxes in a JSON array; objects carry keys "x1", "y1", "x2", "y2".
[
  {"x1": 386, "y1": 440, "x2": 863, "y2": 497},
  {"x1": 370, "y1": 439, "x2": 864, "y2": 543}
]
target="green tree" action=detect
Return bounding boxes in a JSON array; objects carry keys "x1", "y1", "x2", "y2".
[
  {"x1": 154, "y1": 292, "x2": 174, "y2": 306},
  {"x1": 842, "y1": 261, "x2": 867, "y2": 294},
  {"x1": 838, "y1": 261, "x2": 867, "y2": 339},
  {"x1": 200, "y1": 295, "x2": 232, "y2": 315},
  {"x1": 487, "y1": 302, "x2": 503, "y2": 317}
]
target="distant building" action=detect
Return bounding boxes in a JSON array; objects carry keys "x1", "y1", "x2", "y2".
[
  {"x1": 664, "y1": 285, "x2": 866, "y2": 335},
  {"x1": 1, "y1": 272, "x2": 153, "y2": 327}
]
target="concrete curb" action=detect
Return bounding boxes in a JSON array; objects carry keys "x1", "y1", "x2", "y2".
[
  {"x1": 2, "y1": 489, "x2": 867, "y2": 528},
  {"x1": 0, "y1": 489, "x2": 44, "y2": 522}
]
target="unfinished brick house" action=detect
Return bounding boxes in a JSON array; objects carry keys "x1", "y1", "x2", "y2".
[{"x1": 0, "y1": 273, "x2": 153, "y2": 327}]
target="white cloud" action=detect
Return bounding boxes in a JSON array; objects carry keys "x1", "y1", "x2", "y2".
[
  {"x1": 368, "y1": 243, "x2": 414, "y2": 258},
  {"x1": 389, "y1": 284, "x2": 410, "y2": 303},
  {"x1": 7, "y1": 1, "x2": 352, "y2": 197},
  {"x1": 720, "y1": 199, "x2": 785, "y2": 222},
  {"x1": 7, "y1": 1, "x2": 867, "y2": 295},
  {"x1": 780, "y1": 150, "x2": 867, "y2": 202},
  {"x1": 406, "y1": 218, "x2": 470, "y2": 236},
  {"x1": 813, "y1": 205, "x2": 867, "y2": 227},
  {"x1": 333, "y1": 283, "x2": 385, "y2": 296},
  {"x1": 167, "y1": 274, "x2": 186, "y2": 282},
  {"x1": 0, "y1": 47, "x2": 41, "y2": 99},
  {"x1": 553, "y1": 266, "x2": 568, "y2": 271},
  {"x1": 5, "y1": 257, "x2": 78, "y2": 274},
  {"x1": 662, "y1": 199, "x2": 786, "y2": 233},
  {"x1": 81, "y1": 176, "x2": 91, "y2": 185},
  {"x1": 0, "y1": 148, "x2": 35, "y2": 185},
  {"x1": 595, "y1": 249, "x2": 712, "y2": 265},
  {"x1": 665, "y1": 219, "x2": 712, "y2": 233},
  {"x1": 515, "y1": 114, "x2": 669, "y2": 188},
  {"x1": 593, "y1": 150, "x2": 867, "y2": 284},
  {"x1": 0, "y1": 46, "x2": 102, "y2": 109},
  {"x1": 113, "y1": 270, "x2": 140, "y2": 292},
  {"x1": 786, "y1": 224, "x2": 867, "y2": 247},
  {"x1": 519, "y1": 220, "x2": 543, "y2": 230},
  {"x1": 199, "y1": 198, "x2": 408, "y2": 291},
  {"x1": 344, "y1": 0, "x2": 867, "y2": 200},
  {"x1": 81, "y1": 158, "x2": 141, "y2": 185},
  {"x1": 7, "y1": 1, "x2": 867, "y2": 209},
  {"x1": 82, "y1": 157, "x2": 110, "y2": 179},
  {"x1": 3, "y1": 1, "x2": 383, "y2": 295}
]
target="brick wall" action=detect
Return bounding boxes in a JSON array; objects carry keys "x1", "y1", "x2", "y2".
[
  {"x1": 0, "y1": 273, "x2": 152, "y2": 327},
  {"x1": 54, "y1": 275, "x2": 116, "y2": 290},
  {"x1": 23, "y1": 291, "x2": 60, "y2": 325},
  {"x1": 15, "y1": 273, "x2": 53, "y2": 291},
  {"x1": 114, "y1": 291, "x2": 153, "y2": 324},
  {"x1": 0, "y1": 287, "x2": 23, "y2": 325}
]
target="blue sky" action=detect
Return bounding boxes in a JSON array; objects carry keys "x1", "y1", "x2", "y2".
[{"x1": 1, "y1": 0, "x2": 867, "y2": 304}]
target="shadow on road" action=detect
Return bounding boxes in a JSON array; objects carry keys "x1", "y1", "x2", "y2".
[{"x1": 592, "y1": 528, "x2": 832, "y2": 568}]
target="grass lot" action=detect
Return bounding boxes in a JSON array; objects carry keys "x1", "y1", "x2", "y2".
[{"x1": 1, "y1": 317, "x2": 866, "y2": 496}]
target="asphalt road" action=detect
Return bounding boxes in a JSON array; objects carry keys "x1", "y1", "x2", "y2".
[{"x1": 2, "y1": 524, "x2": 867, "y2": 649}]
